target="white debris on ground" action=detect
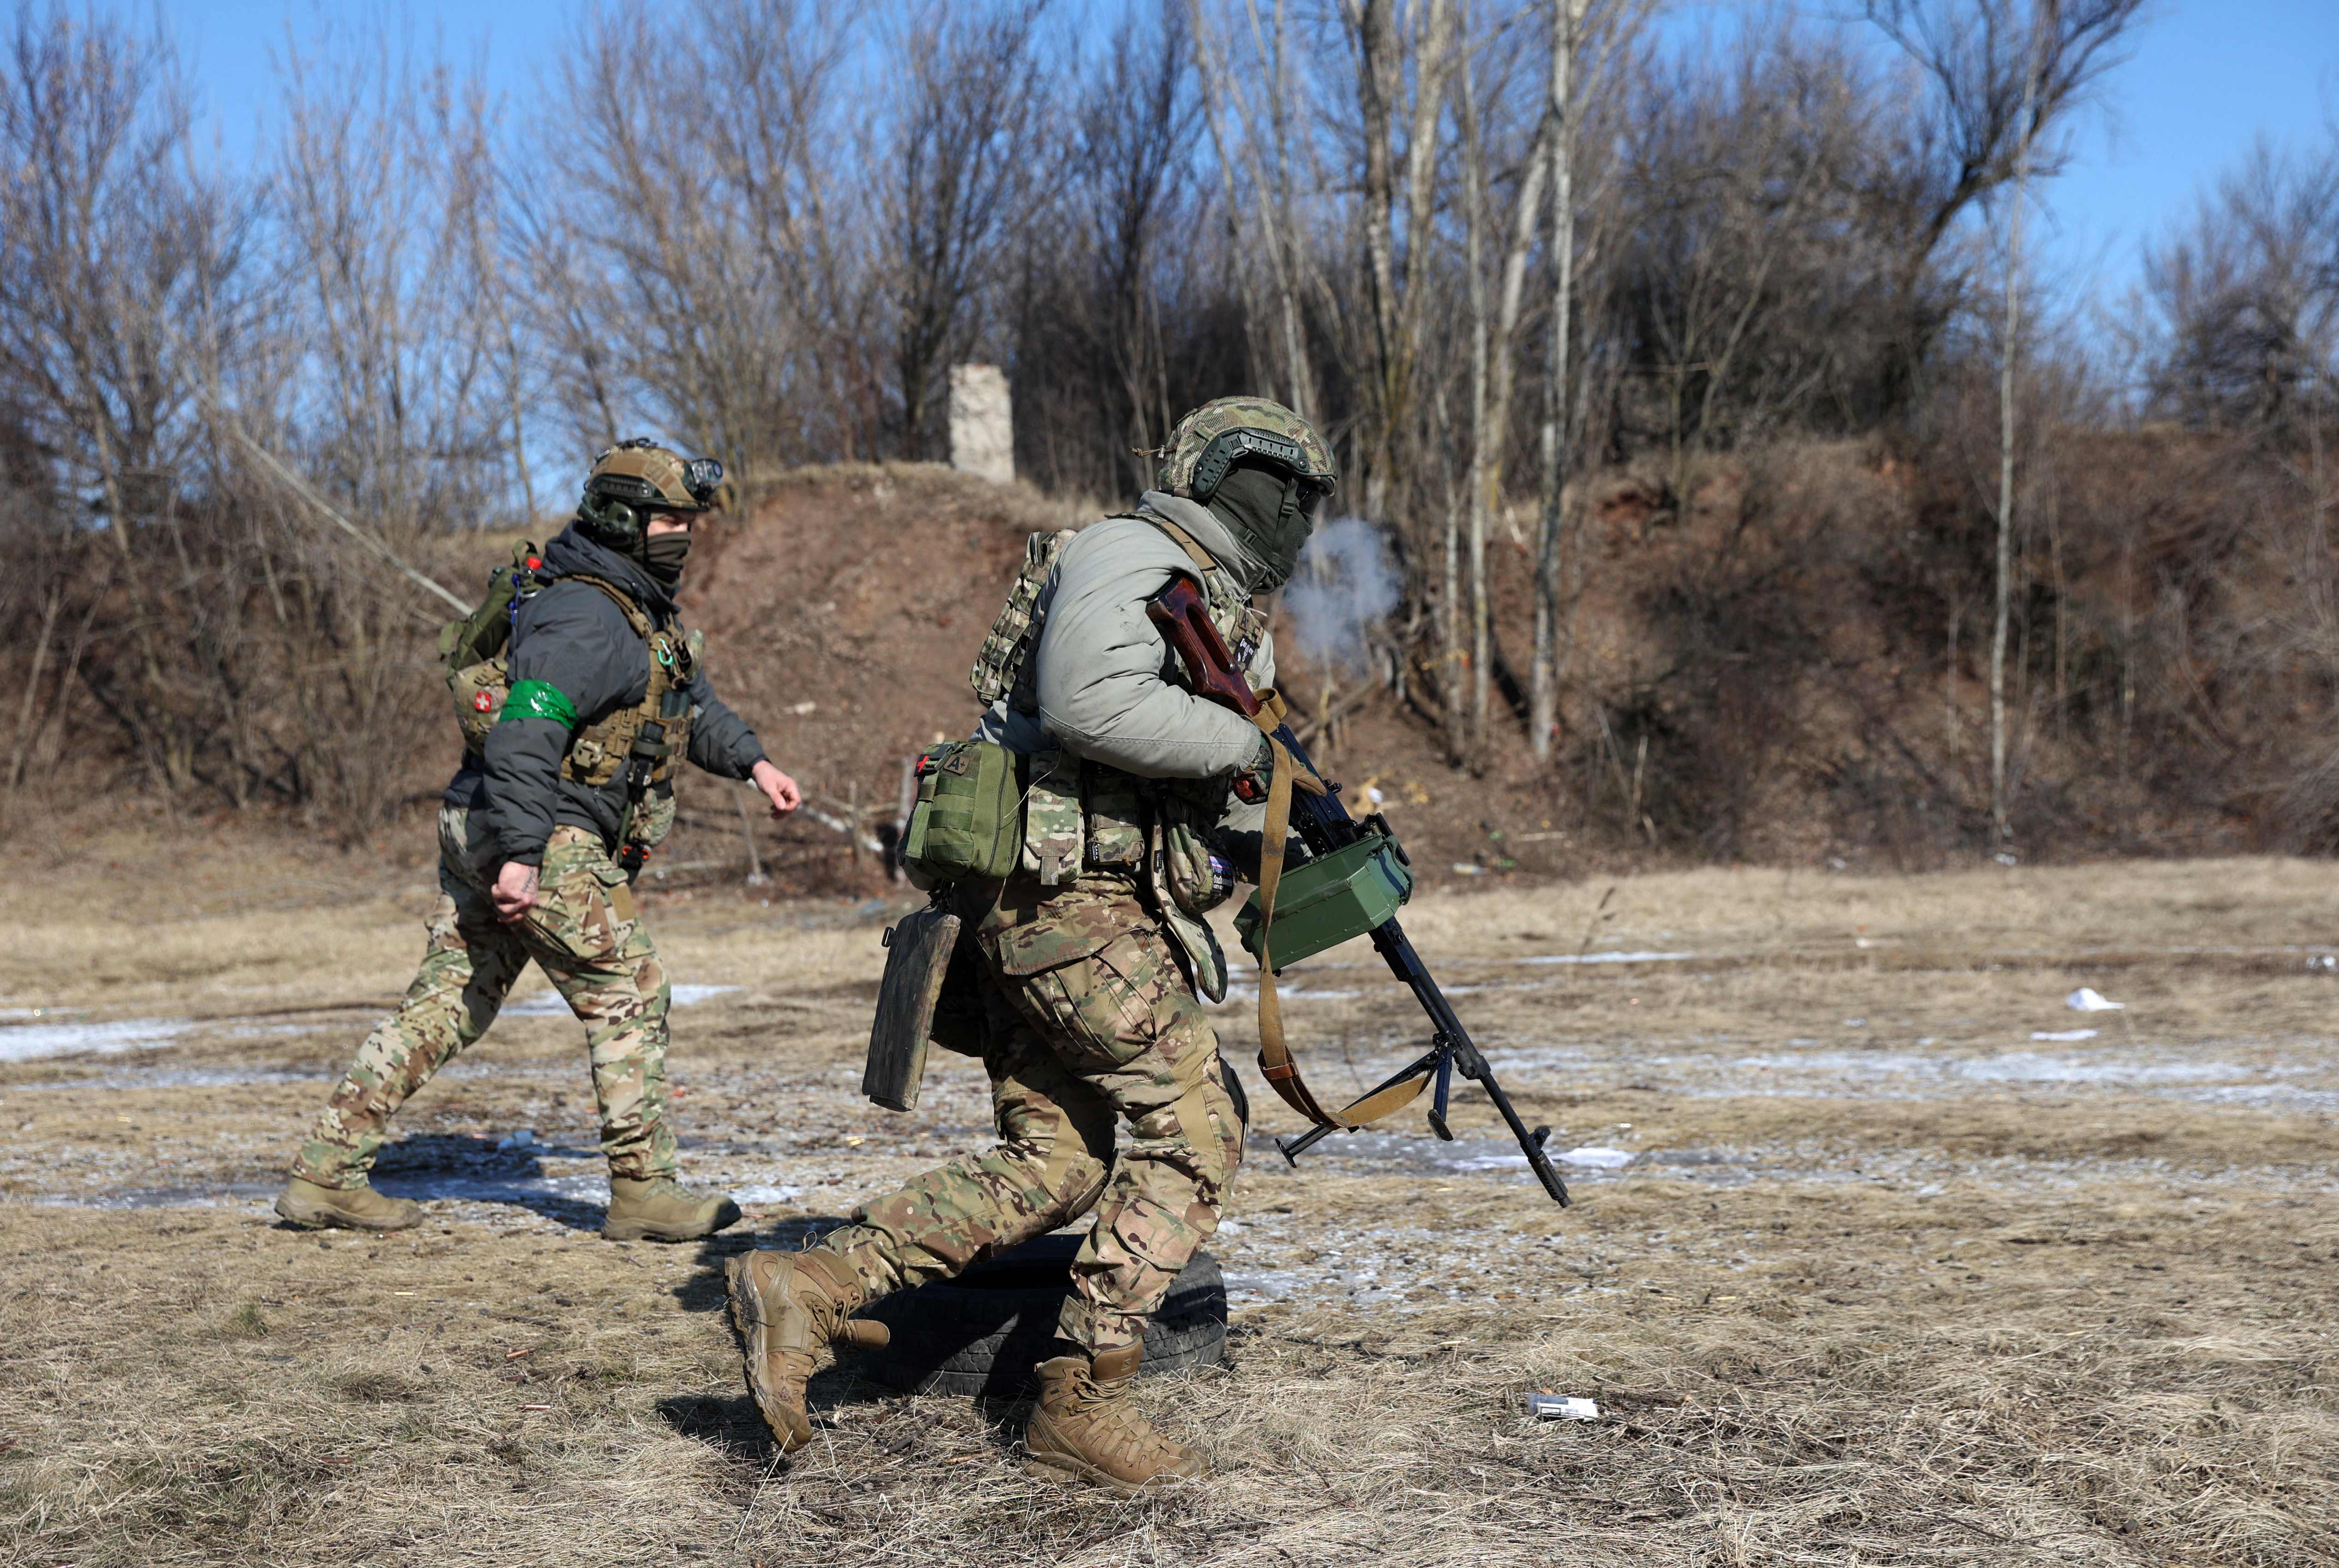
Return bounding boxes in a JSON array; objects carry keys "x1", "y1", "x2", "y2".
[{"x1": 2067, "y1": 986, "x2": 2125, "y2": 1011}]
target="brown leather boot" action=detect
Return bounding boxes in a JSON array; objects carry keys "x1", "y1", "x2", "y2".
[
  {"x1": 724, "y1": 1248, "x2": 885, "y2": 1451},
  {"x1": 274, "y1": 1177, "x2": 422, "y2": 1232},
  {"x1": 1024, "y1": 1344, "x2": 1206, "y2": 1493}
]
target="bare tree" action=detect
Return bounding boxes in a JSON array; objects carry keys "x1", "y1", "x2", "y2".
[
  {"x1": 1453, "y1": 2, "x2": 1557, "y2": 761},
  {"x1": 521, "y1": 0, "x2": 868, "y2": 477},
  {"x1": 0, "y1": 2, "x2": 256, "y2": 799},
  {"x1": 1863, "y1": 0, "x2": 2144, "y2": 413},
  {"x1": 1988, "y1": 3, "x2": 2050, "y2": 847},
  {"x1": 2142, "y1": 137, "x2": 2339, "y2": 436},
  {"x1": 882, "y1": 0, "x2": 1055, "y2": 459},
  {"x1": 1191, "y1": 0, "x2": 1324, "y2": 417}
]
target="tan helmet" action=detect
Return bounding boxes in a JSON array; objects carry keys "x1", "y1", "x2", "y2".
[
  {"x1": 578, "y1": 438, "x2": 725, "y2": 546},
  {"x1": 1157, "y1": 397, "x2": 1336, "y2": 505}
]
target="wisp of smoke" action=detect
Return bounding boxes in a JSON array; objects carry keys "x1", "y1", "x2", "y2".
[{"x1": 1282, "y1": 516, "x2": 1401, "y2": 677}]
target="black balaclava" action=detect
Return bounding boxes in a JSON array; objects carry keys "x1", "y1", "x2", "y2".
[
  {"x1": 1205, "y1": 461, "x2": 1317, "y2": 593},
  {"x1": 642, "y1": 527, "x2": 693, "y2": 589}
]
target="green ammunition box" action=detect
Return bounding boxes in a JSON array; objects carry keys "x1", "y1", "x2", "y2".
[{"x1": 1235, "y1": 832, "x2": 1413, "y2": 972}]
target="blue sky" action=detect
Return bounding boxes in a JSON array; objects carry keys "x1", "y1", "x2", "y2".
[{"x1": 156, "y1": 0, "x2": 2339, "y2": 313}]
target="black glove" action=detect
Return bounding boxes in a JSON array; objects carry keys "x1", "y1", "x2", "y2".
[{"x1": 1230, "y1": 731, "x2": 1275, "y2": 805}]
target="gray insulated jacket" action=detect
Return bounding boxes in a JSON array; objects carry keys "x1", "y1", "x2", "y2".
[
  {"x1": 975, "y1": 493, "x2": 1275, "y2": 781},
  {"x1": 451, "y1": 525, "x2": 769, "y2": 867}
]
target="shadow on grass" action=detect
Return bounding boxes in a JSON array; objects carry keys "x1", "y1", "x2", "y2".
[
  {"x1": 657, "y1": 1360, "x2": 910, "y2": 1460},
  {"x1": 367, "y1": 1132, "x2": 609, "y2": 1232}
]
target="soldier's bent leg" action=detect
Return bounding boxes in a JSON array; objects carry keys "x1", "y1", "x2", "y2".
[
  {"x1": 816, "y1": 1012, "x2": 1117, "y2": 1301},
  {"x1": 521, "y1": 827, "x2": 676, "y2": 1181},
  {"x1": 996, "y1": 916, "x2": 1241, "y2": 1356},
  {"x1": 291, "y1": 880, "x2": 528, "y2": 1188}
]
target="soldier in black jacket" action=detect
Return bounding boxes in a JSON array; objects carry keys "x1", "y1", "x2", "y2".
[{"x1": 276, "y1": 441, "x2": 801, "y2": 1241}]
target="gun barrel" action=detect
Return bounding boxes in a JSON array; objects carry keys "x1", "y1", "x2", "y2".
[
  {"x1": 1271, "y1": 720, "x2": 1570, "y2": 1206},
  {"x1": 1147, "y1": 581, "x2": 1569, "y2": 1207}
]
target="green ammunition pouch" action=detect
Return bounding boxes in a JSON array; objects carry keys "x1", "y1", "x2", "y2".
[
  {"x1": 1235, "y1": 830, "x2": 1413, "y2": 971},
  {"x1": 902, "y1": 739, "x2": 1023, "y2": 884}
]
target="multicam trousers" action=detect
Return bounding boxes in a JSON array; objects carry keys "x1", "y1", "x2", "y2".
[
  {"x1": 291, "y1": 806, "x2": 675, "y2": 1188},
  {"x1": 819, "y1": 872, "x2": 1245, "y2": 1355}
]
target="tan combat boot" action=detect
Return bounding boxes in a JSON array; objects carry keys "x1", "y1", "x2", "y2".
[
  {"x1": 1024, "y1": 1344, "x2": 1206, "y2": 1493},
  {"x1": 602, "y1": 1176, "x2": 743, "y2": 1241},
  {"x1": 724, "y1": 1247, "x2": 883, "y2": 1451},
  {"x1": 274, "y1": 1176, "x2": 423, "y2": 1232}
]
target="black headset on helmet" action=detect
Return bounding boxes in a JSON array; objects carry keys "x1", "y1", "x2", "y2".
[{"x1": 578, "y1": 438, "x2": 725, "y2": 547}]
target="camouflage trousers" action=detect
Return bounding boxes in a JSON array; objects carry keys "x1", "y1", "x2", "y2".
[
  {"x1": 819, "y1": 873, "x2": 1244, "y2": 1356},
  {"x1": 291, "y1": 806, "x2": 674, "y2": 1188}
]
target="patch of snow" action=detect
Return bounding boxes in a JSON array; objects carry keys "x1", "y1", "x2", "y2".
[
  {"x1": 0, "y1": 1016, "x2": 196, "y2": 1062},
  {"x1": 1558, "y1": 1146, "x2": 1637, "y2": 1169}
]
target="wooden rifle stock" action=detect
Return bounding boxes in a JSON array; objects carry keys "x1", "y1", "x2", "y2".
[{"x1": 1146, "y1": 577, "x2": 1261, "y2": 717}]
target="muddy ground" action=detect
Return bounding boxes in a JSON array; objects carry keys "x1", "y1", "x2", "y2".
[{"x1": 4, "y1": 856, "x2": 2337, "y2": 1566}]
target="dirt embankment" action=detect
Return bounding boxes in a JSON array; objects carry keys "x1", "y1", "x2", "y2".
[
  {"x1": 663, "y1": 461, "x2": 1606, "y2": 896},
  {"x1": 19, "y1": 430, "x2": 2312, "y2": 900}
]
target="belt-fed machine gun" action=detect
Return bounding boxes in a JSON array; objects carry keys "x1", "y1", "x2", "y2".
[{"x1": 1147, "y1": 576, "x2": 1570, "y2": 1207}]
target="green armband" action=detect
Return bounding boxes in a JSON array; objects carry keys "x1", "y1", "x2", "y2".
[{"x1": 500, "y1": 680, "x2": 578, "y2": 729}]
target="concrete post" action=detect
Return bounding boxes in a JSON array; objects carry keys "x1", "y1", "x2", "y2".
[{"x1": 948, "y1": 363, "x2": 1015, "y2": 484}]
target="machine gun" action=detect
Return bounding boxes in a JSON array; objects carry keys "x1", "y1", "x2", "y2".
[{"x1": 1147, "y1": 577, "x2": 1570, "y2": 1206}]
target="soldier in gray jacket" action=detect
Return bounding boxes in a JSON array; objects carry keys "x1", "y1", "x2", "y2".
[
  {"x1": 276, "y1": 441, "x2": 802, "y2": 1241},
  {"x1": 724, "y1": 398, "x2": 1332, "y2": 1493}
]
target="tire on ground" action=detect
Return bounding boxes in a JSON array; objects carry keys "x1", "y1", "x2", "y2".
[{"x1": 847, "y1": 1232, "x2": 1226, "y2": 1397}]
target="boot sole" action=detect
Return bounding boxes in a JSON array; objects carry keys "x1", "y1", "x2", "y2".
[
  {"x1": 724, "y1": 1254, "x2": 813, "y2": 1452},
  {"x1": 1021, "y1": 1450, "x2": 1202, "y2": 1496},
  {"x1": 602, "y1": 1198, "x2": 742, "y2": 1242},
  {"x1": 273, "y1": 1190, "x2": 423, "y2": 1232}
]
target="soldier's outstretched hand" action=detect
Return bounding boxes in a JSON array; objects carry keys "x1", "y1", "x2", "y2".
[{"x1": 751, "y1": 759, "x2": 802, "y2": 819}]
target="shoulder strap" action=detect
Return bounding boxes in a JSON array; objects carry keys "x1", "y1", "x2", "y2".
[
  {"x1": 1141, "y1": 511, "x2": 1221, "y2": 577},
  {"x1": 552, "y1": 573, "x2": 656, "y2": 641}
]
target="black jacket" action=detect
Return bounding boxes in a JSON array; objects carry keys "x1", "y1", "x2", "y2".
[{"x1": 445, "y1": 525, "x2": 769, "y2": 866}]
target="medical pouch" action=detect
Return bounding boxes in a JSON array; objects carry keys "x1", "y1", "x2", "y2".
[{"x1": 902, "y1": 739, "x2": 1023, "y2": 884}]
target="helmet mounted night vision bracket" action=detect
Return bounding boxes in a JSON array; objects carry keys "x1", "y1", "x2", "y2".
[
  {"x1": 579, "y1": 440, "x2": 725, "y2": 546},
  {"x1": 1187, "y1": 428, "x2": 1329, "y2": 506}
]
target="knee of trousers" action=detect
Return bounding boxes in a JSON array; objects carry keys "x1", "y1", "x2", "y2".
[
  {"x1": 1008, "y1": 1130, "x2": 1110, "y2": 1220},
  {"x1": 1123, "y1": 1091, "x2": 1229, "y2": 1197}
]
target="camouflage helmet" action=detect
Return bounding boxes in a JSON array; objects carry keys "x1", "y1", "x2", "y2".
[
  {"x1": 1157, "y1": 397, "x2": 1336, "y2": 505},
  {"x1": 578, "y1": 438, "x2": 725, "y2": 546}
]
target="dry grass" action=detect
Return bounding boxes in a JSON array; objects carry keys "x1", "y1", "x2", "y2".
[{"x1": 3, "y1": 855, "x2": 2337, "y2": 1565}]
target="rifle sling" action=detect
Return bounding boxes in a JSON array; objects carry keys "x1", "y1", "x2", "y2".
[
  {"x1": 1139, "y1": 519, "x2": 1427, "y2": 1134},
  {"x1": 1246, "y1": 692, "x2": 1427, "y2": 1132}
]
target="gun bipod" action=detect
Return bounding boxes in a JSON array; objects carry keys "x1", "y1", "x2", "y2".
[{"x1": 1269, "y1": 1032, "x2": 1568, "y2": 1209}]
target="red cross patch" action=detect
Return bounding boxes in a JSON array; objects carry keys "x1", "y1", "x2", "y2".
[{"x1": 473, "y1": 690, "x2": 494, "y2": 713}]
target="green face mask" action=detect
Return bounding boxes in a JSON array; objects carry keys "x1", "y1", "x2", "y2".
[
  {"x1": 643, "y1": 529, "x2": 692, "y2": 588},
  {"x1": 1206, "y1": 463, "x2": 1317, "y2": 592}
]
